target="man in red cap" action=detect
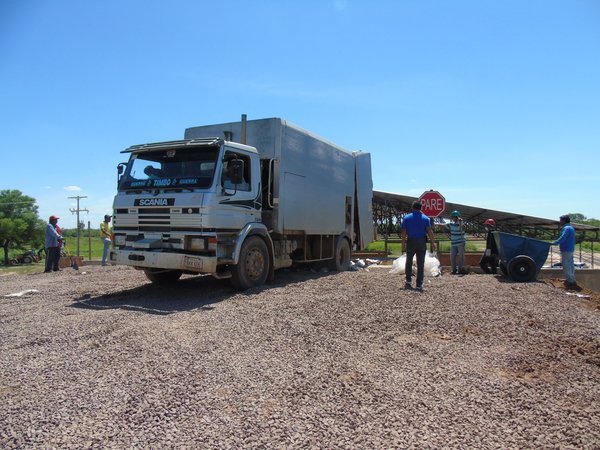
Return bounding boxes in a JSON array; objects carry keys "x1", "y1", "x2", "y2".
[
  {"x1": 479, "y1": 218, "x2": 499, "y2": 274},
  {"x1": 44, "y1": 215, "x2": 62, "y2": 272}
]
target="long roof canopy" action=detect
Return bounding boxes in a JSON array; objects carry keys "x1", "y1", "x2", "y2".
[{"x1": 372, "y1": 190, "x2": 599, "y2": 237}]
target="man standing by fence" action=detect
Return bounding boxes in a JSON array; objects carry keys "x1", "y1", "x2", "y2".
[{"x1": 552, "y1": 215, "x2": 578, "y2": 289}]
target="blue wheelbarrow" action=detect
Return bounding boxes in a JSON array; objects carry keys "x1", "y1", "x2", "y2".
[{"x1": 492, "y1": 231, "x2": 551, "y2": 282}]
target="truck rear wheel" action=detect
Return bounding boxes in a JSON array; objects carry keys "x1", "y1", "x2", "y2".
[
  {"x1": 330, "y1": 238, "x2": 351, "y2": 272},
  {"x1": 231, "y1": 236, "x2": 269, "y2": 290},
  {"x1": 144, "y1": 269, "x2": 183, "y2": 284}
]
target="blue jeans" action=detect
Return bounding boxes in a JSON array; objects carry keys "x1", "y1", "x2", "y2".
[
  {"x1": 561, "y1": 251, "x2": 576, "y2": 284},
  {"x1": 450, "y1": 243, "x2": 465, "y2": 273},
  {"x1": 102, "y1": 238, "x2": 111, "y2": 265}
]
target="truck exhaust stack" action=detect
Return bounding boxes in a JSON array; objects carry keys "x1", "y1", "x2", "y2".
[{"x1": 241, "y1": 114, "x2": 247, "y2": 145}]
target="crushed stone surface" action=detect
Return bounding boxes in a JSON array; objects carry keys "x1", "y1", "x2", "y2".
[{"x1": 1, "y1": 265, "x2": 599, "y2": 449}]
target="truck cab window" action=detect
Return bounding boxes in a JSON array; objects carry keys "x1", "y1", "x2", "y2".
[{"x1": 119, "y1": 146, "x2": 220, "y2": 191}]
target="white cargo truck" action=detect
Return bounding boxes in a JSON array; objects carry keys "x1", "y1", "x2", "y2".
[{"x1": 110, "y1": 116, "x2": 373, "y2": 289}]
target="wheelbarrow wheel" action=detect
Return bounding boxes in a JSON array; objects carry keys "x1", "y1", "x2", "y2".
[{"x1": 508, "y1": 255, "x2": 537, "y2": 282}]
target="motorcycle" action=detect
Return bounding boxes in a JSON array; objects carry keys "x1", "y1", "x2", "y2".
[{"x1": 9, "y1": 250, "x2": 40, "y2": 265}]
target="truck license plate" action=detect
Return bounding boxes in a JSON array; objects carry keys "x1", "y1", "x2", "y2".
[{"x1": 183, "y1": 256, "x2": 203, "y2": 270}]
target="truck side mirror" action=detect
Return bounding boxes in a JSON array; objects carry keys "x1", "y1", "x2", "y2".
[
  {"x1": 228, "y1": 159, "x2": 244, "y2": 184},
  {"x1": 117, "y1": 163, "x2": 126, "y2": 183}
]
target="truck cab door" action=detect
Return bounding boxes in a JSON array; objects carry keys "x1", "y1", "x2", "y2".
[{"x1": 215, "y1": 150, "x2": 261, "y2": 228}]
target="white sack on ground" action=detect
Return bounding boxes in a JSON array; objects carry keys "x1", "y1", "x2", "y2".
[
  {"x1": 425, "y1": 252, "x2": 442, "y2": 277},
  {"x1": 389, "y1": 254, "x2": 408, "y2": 274},
  {"x1": 389, "y1": 252, "x2": 442, "y2": 277}
]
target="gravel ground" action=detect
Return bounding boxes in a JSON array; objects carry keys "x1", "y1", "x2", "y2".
[{"x1": 1, "y1": 265, "x2": 600, "y2": 449}]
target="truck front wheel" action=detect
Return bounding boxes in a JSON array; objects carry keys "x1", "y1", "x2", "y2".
[
  {"x1": 144, "y1": 269, "x2": 183, "y2": 284},
  {"x1": 231, "y1": 236, "x2": 269, "y2": 290},
  {"x1": 330, "y1": 238, "x2": 351, "y2": 272}
]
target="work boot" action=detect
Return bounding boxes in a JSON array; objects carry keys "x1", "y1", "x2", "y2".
[
  {"x1": 415, "y1": 285, "x2": 424, "y2": 292},
  {"x1": 404, "y1": 282, "x2": 412, "y2": 290}
]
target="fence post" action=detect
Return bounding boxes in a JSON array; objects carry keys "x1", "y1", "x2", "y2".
[{"x1": 88, "y1": 221, "x2": 92, "y2": 261}]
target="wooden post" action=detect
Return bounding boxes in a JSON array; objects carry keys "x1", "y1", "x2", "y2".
[{"x1": 88, "y1": 221, "x2": 92, "y2": 261}]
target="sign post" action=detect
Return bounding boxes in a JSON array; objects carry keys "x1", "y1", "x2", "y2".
[{"x1": 419, "y1": 190, "x2": 446, "y2": 218}]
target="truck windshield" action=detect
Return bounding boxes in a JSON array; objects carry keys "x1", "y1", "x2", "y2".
[{"x1": 118, "y1": 146, "x2": 220, "y2": 191}]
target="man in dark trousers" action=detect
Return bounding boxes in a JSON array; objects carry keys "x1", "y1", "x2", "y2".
[
  {"x1": 401, "y1": 201, "x2": 436, "y2": 292},
  {"x1": 479, "y1": 218, "x2": 500, "y2": 274},
  {"x1": 44, "y1": 215, "x2": 62, "y2": 273}
]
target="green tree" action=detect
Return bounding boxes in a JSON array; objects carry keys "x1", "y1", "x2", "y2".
[
  {"x1": 585, "y1": 218, "x2": 600, "y2": 228},
  {"x1": 0, "y1": 190, "x2": 44, "y2": 265},
  {"x1": 568, "y1": 213, "x2": 587, "y2": 223}
]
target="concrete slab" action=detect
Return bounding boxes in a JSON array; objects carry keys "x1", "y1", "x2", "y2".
[{"x1": 539, "y1": 268, "x2": 600, "y2": 293}]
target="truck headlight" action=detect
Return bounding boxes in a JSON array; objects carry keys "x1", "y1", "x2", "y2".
[{"x1": 114, "y1": 235, "x2": 126, "y2": 246}]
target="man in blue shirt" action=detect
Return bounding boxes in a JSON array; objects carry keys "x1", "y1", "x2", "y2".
[
  {"x1": 552, "y1": 215, "x2": 577, "y2": 288},
  {"x1": 401, "y1": 201, "x2": 436, "y2": 292}
]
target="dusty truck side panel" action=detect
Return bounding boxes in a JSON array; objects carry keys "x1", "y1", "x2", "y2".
[{"x1": 278, "y1": 122, "x2": 355, "y2": 235}]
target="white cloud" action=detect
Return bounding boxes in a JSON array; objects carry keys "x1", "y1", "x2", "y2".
[{"x1": 64, "y1": 186, "x2": 82, "y2": 191}]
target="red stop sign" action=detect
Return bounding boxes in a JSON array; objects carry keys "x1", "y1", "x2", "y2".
[{"x1": 419, "y1": 190, "x2": 446, "y2": 217}]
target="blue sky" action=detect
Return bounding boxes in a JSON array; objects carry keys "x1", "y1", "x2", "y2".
[{"x1": 2, "y1": 0, "x2": 599, "y2": 228}]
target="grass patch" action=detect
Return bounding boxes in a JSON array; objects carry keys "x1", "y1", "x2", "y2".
[
  {"x1": 0, "y1": 262, "x2": 46, "y2": 276},
  {"x1": 367, "y1": 238, "x2": 485, "y2": 256}
]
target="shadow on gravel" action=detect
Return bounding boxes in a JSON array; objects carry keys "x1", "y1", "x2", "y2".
[{"x1": 69, "y1": 268, "x2": 337, "y2": 315}]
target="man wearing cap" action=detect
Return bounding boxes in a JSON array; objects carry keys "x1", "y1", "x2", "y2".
[
  {"x1": 44, "y1": 215, "x2": 62, "y2": 272},
  {"x1": 445, "y1": 210, "x2": 467, "y2": 275},
  {"x1": 100, "y1": 214, "x2": 113, "y2": 266},
  {"x1": 401, "y1": 200, "x2": 436, "y2": 292}
]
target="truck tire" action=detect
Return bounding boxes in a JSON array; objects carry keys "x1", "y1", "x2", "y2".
[
  {"x1": 23, "y1": 256, "x2": 33, "y2": 264},
  {"x1": 508, "y1": 255, "x2": 537, "y2": 282},
  {"x1": 330, "y1": 238, "x2": 351, "y2": 272},
  {"x1": 143, "y1": 269, "x2": 183, "y2": 284},
  {"x1": 231, "y1": 236, "x2": 269, "y2": 290}
]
